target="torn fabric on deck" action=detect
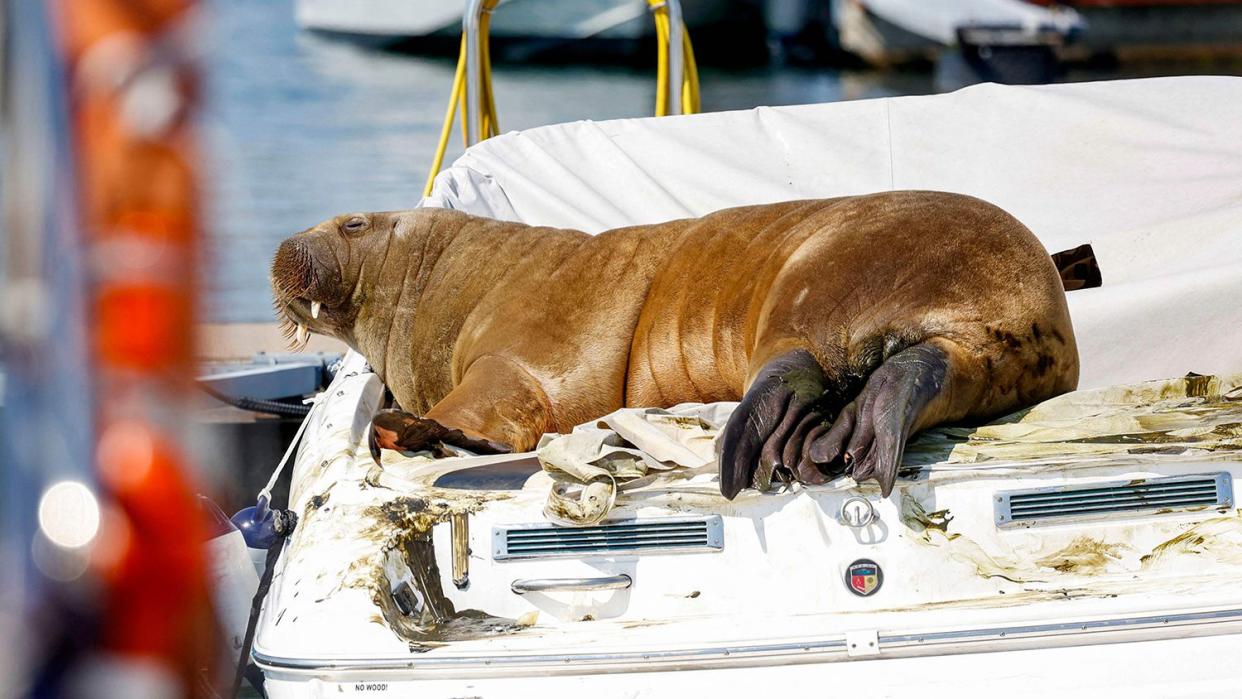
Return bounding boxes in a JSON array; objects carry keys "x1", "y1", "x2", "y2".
[{"x1": 535, "y1": 403, "x2": 735, "y2": 525}]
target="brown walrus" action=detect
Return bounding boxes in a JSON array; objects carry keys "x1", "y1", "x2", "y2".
[{"x1": 271, "y1": 191, "x2": 1079, "y2": 498}]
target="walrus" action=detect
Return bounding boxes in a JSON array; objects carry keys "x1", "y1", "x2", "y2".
[{"x1": 271, "y1": 191, "x2": 1079, "y2": 498}]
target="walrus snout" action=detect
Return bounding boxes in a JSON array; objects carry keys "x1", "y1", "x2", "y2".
[
  {"x1": 271, "y1": 238, "x2": 316, "y2": 298},
  {"x1": 270, "y1": 230, "x2": 353, "y2": 350},
  {"x1": 271, "y1": 233, "x2": 348, "y2": 306}
]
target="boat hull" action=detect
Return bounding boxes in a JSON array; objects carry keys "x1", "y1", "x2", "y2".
[{"x1": 261, "y1": 630, "x2": 1242, "y2": 697}]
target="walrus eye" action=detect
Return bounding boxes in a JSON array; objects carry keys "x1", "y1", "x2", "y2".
[{"x1": 342, "y1": 216, "x2": 367, "y2": 234}]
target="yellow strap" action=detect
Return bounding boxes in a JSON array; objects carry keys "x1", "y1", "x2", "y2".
[
  {"x1": 423, "y1": 36, "x2": 468, "y2": 197},
  {"x1": 654, "y1": 11, "x2": 669, "y2": 116},
  {"x1": 425, "y1": 0, "x2": 696, "y2": 198},
  {"x1": 480, "y1": 0, "x2": 502, "y2": 138},
  {"x1": 648, "y1": 0, "x2": 698, "y2": 117},
  {"x1": 682, "y1": 25, "x2": 700, "y2": 114},
  {"x1": 480, "y1": 8, "x2": 499, "y2": 138}
]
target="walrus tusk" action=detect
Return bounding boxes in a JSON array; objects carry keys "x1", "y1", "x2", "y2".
[
  {"x1": 311, "y1": 301, "x2": 321, "y2": 319},
  {"x1": 295, "y1": 323, "x2": 309, "y2": 347}
]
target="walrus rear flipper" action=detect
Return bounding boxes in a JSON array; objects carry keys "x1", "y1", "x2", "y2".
[
  {"x1": 719, "y1": 344, "x2": 950, "y2": 499},
  {"x1": 718, "y1": 349, "x2": 831, "y2": 500},
  {"x1": 809, "y1": 343, "x2": 949, "y2": 497}
]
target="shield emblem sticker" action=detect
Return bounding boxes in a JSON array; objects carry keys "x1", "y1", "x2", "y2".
[{"x1": 845, "y1": 559, "x2": 883, "y2": 597}]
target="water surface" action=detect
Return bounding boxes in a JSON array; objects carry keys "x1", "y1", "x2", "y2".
[{"x1": 201, "y1": 0, "x2": 930, "y2": 322}]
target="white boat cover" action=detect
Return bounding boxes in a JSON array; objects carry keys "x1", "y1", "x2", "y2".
[{"x1": 426, "y1": 76, "x2": 1242, "y2": 390}]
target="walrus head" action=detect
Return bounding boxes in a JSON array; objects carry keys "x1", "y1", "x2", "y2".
[{"x1": 270, "y1": 211, "x2": 400, "y2": 350}]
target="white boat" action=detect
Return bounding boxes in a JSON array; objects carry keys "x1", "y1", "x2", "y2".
[
  {"x1": 837, "y1": 0, "x2": 1242, "y2": 78},
  {"x1": 296, "y1": 0, "x2": 739, "y2": 47},
  {"x1": 836, "y1": 0, "x2": 1083, "y2": 64},
  {"x1": 252, "y1": 76, "x2": 1242, "y2": 697}
]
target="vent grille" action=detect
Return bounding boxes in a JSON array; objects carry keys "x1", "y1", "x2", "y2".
[
  {"x1": 996, "y1": 473, "x2": 1233, "y2": 528},
  {"x1": 493, "y1": 516, "x2": 723, "y2": 561}
]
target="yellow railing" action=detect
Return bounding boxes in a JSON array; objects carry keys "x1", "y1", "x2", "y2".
[{"x1": 423, "y1": 0, "x2": 700, "y2": 197}]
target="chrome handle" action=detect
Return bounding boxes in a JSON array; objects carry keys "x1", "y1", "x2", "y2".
[{"x1": 510, "y1": 574, "x2": 632, "y2": 595}]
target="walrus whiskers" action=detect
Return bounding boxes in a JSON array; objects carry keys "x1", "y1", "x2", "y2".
[{"x1": 271, "y1": 237, "x2": 328, "y2": 351}]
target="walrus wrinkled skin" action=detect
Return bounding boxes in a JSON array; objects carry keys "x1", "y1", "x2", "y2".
[{"x1": 271, "y1": 191, "x2": 1079, "y2": 498}]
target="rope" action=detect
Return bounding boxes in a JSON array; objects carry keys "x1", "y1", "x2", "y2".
[
  {"x1": 256, "y1": 393, "x2": 321, "y2": 505},
  {"x1": 423, "y1": 36, "x2": 467, "y2": 197},
  {"x1": 229, "y1": 508, "x2": 298, "y2": 699},
  {"x1": 682, "y1": 25, "x2": 700, "y2": 113},
  {"x1": 653, "y1": 4, "x2": 669, "y2": 115}
]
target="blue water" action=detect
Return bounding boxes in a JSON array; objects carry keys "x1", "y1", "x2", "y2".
[{"x1": 201, "y1": 0, "x2": 933, "y2": 322}]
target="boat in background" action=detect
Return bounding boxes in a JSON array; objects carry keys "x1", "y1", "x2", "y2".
[
  {"x1": 295, "y1": 0, "x2": 762, "y2": 62},
  {"x1": 1066, "y1": 0, "x2": 1242, "y2": 60},
  {"x1": 839, "y1": 0, "x2": 1242, "y2": 87}
]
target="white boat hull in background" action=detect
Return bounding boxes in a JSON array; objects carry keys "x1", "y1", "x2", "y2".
[
  {"x1": 296, "y1": 0, "x2": 464, "y2": 38},
  {"x1": 294, "y1": 0, "x2": 732, "y2": 42}
]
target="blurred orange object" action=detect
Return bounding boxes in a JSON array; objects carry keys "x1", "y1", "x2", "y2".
[{"x1": 50, "y1": 0, "x2": 215, "y2": 694}]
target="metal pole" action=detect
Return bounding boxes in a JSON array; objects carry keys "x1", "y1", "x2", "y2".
[
  {"x1": 463, "y1": 0, "x2": 485, "y2": 146},
  {"x1": 666, "y1": 0, "x2": 684, "y2": 116}
]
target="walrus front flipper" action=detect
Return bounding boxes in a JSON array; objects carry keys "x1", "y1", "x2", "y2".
[
  {"x1": 809, "y1": 343, "x2": 949, "y2": 497},
  {"x1": 369, "y1": 409, "x2": 512, "y2": 464},
  {"x1": 718, "y1": 349, "x2": 829, "y2": 499}
]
